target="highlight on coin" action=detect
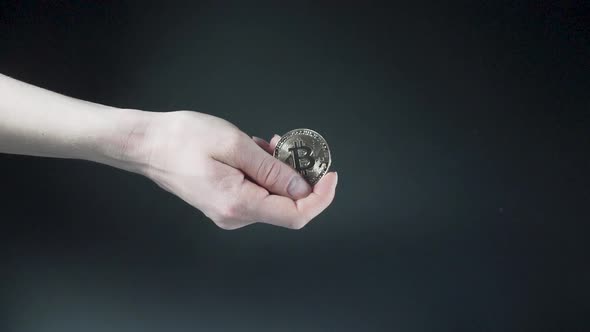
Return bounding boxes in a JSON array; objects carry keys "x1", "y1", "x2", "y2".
[{"x1": 273, "y1": 128, "x2": 331, "y2": 185}]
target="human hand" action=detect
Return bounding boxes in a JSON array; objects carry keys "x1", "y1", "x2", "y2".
[
  {"x1": 0, "y1": 74, "x2": 336, "y2": 230},
  {"x1": 137, "y1": 111, "x2": 338, "y2": 230}
]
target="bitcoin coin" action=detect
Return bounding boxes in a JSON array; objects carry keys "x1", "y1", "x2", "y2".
[{"x1": 273, "y1": 128, "x2": 331, "y2": 185}]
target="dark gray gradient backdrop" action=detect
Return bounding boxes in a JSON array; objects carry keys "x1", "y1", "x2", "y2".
[{"x1": 1, "y1": 2, "x2": 589, "y2": 331}]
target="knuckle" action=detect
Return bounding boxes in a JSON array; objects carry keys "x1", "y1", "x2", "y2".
[
  {"x1": 216, "y1": 221, "x2": 237, "y2": 231},
  {"x1": 210, "y1": 212, "x2": 239, "y2": 230},
  {"x1": 222, "y1": 130, "x2": 248, "y2": 162},
  {"x1": 288, "y1": 216, "x2": 309, "y2": 230},
  {"x1": 209, "y1": 213, "x2": 228, "y2": 225},
  {"x1": 225, "y1": 130, "x2": 245, "y2": 150},
  {"x1": 218, "y1": 200, "x2": 245, "y2": 221}
]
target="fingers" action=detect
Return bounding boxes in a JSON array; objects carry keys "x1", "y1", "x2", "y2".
[
  {"x1": 252, "y1": 135, "x2": 280, "y2": 155},
  {"x1": 249, "y1": 172, "x2": 338, "y2": 229},
  {"x1": 269, "y1": 134, "x2": 280, "y2": 150},
  {"x1": 210, "y1": 172, "x2": 337, "y2": 230},
  {"x1": 233, "y1": 137, "x2": 312, "y2": 200},
  {"x1": 252, "y1": 136, "x2": 273, "y2": 154},
  {"x1": 212, "y1": 135, "x2": 337, "y2": 230}
]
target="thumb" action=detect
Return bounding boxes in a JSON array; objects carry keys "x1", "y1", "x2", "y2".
[{"x1": 235, "y1": 138, "x2": 312, "y2": 200}]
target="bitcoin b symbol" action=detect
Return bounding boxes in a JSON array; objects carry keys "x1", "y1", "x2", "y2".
[{"x1": 288, "y1": 141, "x2": 315, "y2": 174}]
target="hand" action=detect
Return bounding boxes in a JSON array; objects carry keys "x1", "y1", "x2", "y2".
[
  {"x1": 138, "y1": 111, "x2": 338, "y2": 230},
  {"x1": 0, "y1": 74, "x2": 337, "y2": 229}
]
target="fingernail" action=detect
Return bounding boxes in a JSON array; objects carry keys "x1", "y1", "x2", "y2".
[
  {"x1": 252, "y1": 136, "x2": 264, "y2": 143},
  {"x1": 272, "y1": 134, "x2": 280, "y2": 141},
  {"x1": 287, "y1": 176, "x2": 311, "y2": 198}
]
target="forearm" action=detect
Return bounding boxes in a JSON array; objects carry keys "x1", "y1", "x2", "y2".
[{"x1": 0, "y1": 73, "x2": 153, "y2": 173}]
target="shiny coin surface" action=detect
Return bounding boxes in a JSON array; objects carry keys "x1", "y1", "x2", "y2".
[{"x1": 273, "y1": 128, "x2": 331, "y2": 185}]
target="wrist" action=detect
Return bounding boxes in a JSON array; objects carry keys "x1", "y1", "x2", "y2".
[{"x1": 89, "y1": 107, "x2": 158, "y2": 175}]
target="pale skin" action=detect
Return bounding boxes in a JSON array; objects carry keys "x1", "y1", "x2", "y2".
[{"x1": 0, "y1": 73, "x2": 338, "y2": 230}]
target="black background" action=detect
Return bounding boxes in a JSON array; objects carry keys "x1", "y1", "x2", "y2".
[{"x1": 1, "y1": 1, "x2": 589, "y2": 331}]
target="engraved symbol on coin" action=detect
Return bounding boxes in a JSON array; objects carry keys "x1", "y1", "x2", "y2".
[
  {"x1": 288, "y1": 141, "x2": 315, "y2": 175},
  {"x1": 273, "y1": 129, "x2": 331, "y2": 185}
]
